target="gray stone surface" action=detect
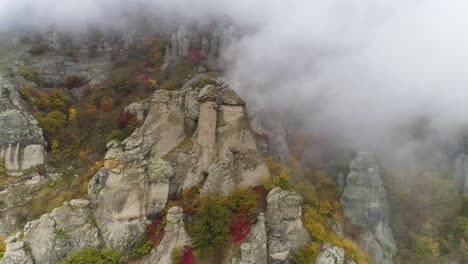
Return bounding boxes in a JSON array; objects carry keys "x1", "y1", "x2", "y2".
[
  {"x1": 266, "y1": 187, "x2": 311, "y2": 264},
  {"x1": 3, "y1": 199, "x2": 103, "y2": 264},
  {"x1": 340, "y1": 153, "x2": 397, "y2": 264},
  {"x1": 0, "y1": 76, "x2": 45, "y2": 172},
  {"x1": 144, "y1": 206, "x2": 191, "y2": 264},
  {"x1": 316, "y1": 243, "x2": 345, "y2": 264},
  {"x1": 0, "y1": 234, "x2": 34, "y2": 264},
  {"x1": 236, "y1": 213, "x2": 268, "y2": 264}
]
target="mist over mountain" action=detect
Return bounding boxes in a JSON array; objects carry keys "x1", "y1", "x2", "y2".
[
  {"x1": 1, "y1": 2, "x2": 468, "y2": 264},
  {"x1": 2, "y1": 1, "x2": 468, "y2": 162}
]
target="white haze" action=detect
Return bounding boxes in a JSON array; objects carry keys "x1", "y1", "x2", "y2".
[{"x1": 1, "y1": 0, "x2": 468, "y2": 164}]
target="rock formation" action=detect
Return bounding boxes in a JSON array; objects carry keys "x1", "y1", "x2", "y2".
[
  {"x1": 235, "y1": 213, "x2": 268, "y2": 264},
  {"x1": 1, "y1": 199, "x2": 102, "y2": 264},
  {"x1": 25, "y1": 56, "x2": 111, "y2": 86},
  {"x1": 93, "y1": 76, "x2": 269, "y2": 254},
  {"x1": 340, "y1": 153, "x2": 397, "y2": 264},
  {"x1": 0, "y1": 234, "x2": 34, "y2": 264},
  {"x1": 0, "y1": 76, "x2": 45, "y2": 172},
  {"x1": 144, "y1": 206, "x2": 191, "y2": 264},
  {"x1": 265, "y1": 187, "x2": 311, "y2": 263},
  {"x1": 162, "y1": 23, "x2": 238, "y2": 71},
  {"x1": 315, "y1": 243, "x2": 345, "y2": 264}
]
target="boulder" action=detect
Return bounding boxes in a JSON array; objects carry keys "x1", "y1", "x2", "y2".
[
  {"x1": 266, "y1": 187, "x2": 311, "y2": 263},
  {"x1": 21, "y1": 199, "x2": 102, "y2": 264},
  {"x1": 316, "y1": 243, "x2": 345, "y2": 264},
  {"x1": 144, "y1": 206, "x2": 191, "y2": 264},
  {"x1": 0, "y1": 234, "x2": 34, "y2": 264},
  {"x1": 340, "y1": 153, "x2": 397, "y2": 264}
]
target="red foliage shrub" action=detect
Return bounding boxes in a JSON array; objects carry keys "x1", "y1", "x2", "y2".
[
  {"x1": 147, "y1": 218, "x2": 165, "y2": 246},
  {"x1": 230, "y1": 215, "x2": 252, "y2": 243},
  {"x1": 181, "y1": 245, "x2": 196, "y2": 264},
  {"x1": 136, "y1": 74, "x2": 150, "y2": 88},
  {"x1": 116, "y1": 112, "x2": 138, "y2": 129}
]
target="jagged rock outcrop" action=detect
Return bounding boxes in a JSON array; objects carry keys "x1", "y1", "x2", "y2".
[
  {"x1": 0, "y1": 234, "x2": 34, "y2": 264},
  {"x1": 340, "y1": 153, "x2": 397, "y2": 264},
  {"x1": 0, "y1": 173, "x2": 51, "y2": 237},
  {"x1": 144, "y1": 206, "x2": 191, "y2": 264},
  {"x1": 20, "y1": 56, "x2": 111, "y2": 86},
  {"x1": 0, "y1": 76, "x2": 45, "y2": 172},
  {"x1": 1, "y1": 199, "x2": 102, "y2": 264},
  {"x1": 315, "y1": 243, "x2": 345, "y2": 264},
  {"x1": 93, "y1": 76, "x2": 269, "y2": 254},
  {"x1": 454, "y1": 152, "x2": 468, "y2": 193},
  {"x1": 162, "y1": 23, "x2": 238, "y2": 71},
  {"x1": 265, "y1": 187, "x2": 311, "y2": 263},
  {"x1": 234, "y1": 213, "x2": 268, "y2": 264}
]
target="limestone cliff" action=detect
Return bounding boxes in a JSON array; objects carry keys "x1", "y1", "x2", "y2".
[
  {"x1": 92, "y1": 76, "x2": 269, "y2": 255},
  {"x1": 0, "y1": 76, "x2": 45, "y2": 172}
]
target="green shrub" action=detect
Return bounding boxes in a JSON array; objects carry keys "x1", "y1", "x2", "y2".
[
  {"x1": 19, "y1": 86, "x2": 34, "y2": 101},
  {"x1": 28, "y1": 44, "x2": 49, "y2": 56},
  {"x1": 197, "y1": 78, "x2": 217, "y2": 88},
  {"x1": 171, "y1": 247, "x2": 182, "y2": 264},
  {"x1": 228, "y1": 187, "x2": 259, "y2": 217},
  {"x1": 106, "y1": 130, "x2": 122, "y2": 143},
  {"x1": 111, "y1": 76, "x2": 135, "y2": 95},
  {"x1": 54, "y1": 229, "x2": 70, "y2": 239},
  {"x1": 410, "y1": 232, "x2": 440, "y2": 257},
  {"x1": 59, "y1": 247, "x2": 123, "y2": 264},
  {"x1": 291, "y1": 242, "x2": 321, "y2": 264},
  {"x1": 190, "y1": 194, "x2": 232, "y2": 255},
  {"x1": 18, "y1": 67, "x2": 40, "y2": 84},
  {"x1": 0, "y1": 237, "x2": 5, "y2": 260},
  {"x1": 160, "y1": 79, "x2": 179, "y2": 91},
  {"x1": 0, "y1": 162, "x2": 5, "y2": 175},
  {"x1": 131, "y1": 236, "x2": 153, "y2": 259}
]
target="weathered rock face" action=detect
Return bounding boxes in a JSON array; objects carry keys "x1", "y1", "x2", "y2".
[
  {"x1": 0, "y1": 234, "x2": 34, "y2": 264},
  {"x1": 0, "y1": 173, "x2": 50, "y2": 237},
  {"x1": 454, "y1": 153, "x2": 468, "y2": 194},
  {"x1": 163, "y1": 23, "x2": 238, "y2": 71},
  {"x1": 24, "y1": 56, "x2": 111, "y2": 86},
  {"x1": 1, "y1": 199, "x2": 102, "y2": 264},
  {"x1": 315, "y1": 244, "x2": 345, "y2": 264},
  {"x1": 144, "y1": 206, "x2": 191, "y2": 264},
  {"x1": 235, "y1": 213, "x2": 268, "y2": 264},
  {"x1": 0, "y1": 76, "x2": 45, "y2": 172},
  {"x1": 265, "y1": 187, "x2": 311, "y2": 264},
  {"x1": 340, "y1": 153, "x2": 397, "y2": 264},
  {"x1": 93, "y1": 78, "x2": 269, "y2": 254}
]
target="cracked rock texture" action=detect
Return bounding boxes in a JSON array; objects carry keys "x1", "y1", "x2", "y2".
[{"x1": 340, "y1": 153, "x2": 397, "y2": 264}]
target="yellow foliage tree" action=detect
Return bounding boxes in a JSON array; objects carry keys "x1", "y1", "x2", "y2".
[{"x1": 68, "y1": 108, "x2": 76, "y2": 122}]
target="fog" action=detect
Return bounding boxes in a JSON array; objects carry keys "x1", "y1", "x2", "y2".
[{"x1": 1, "y1": 0, "x2": 468, "y2": 164}]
